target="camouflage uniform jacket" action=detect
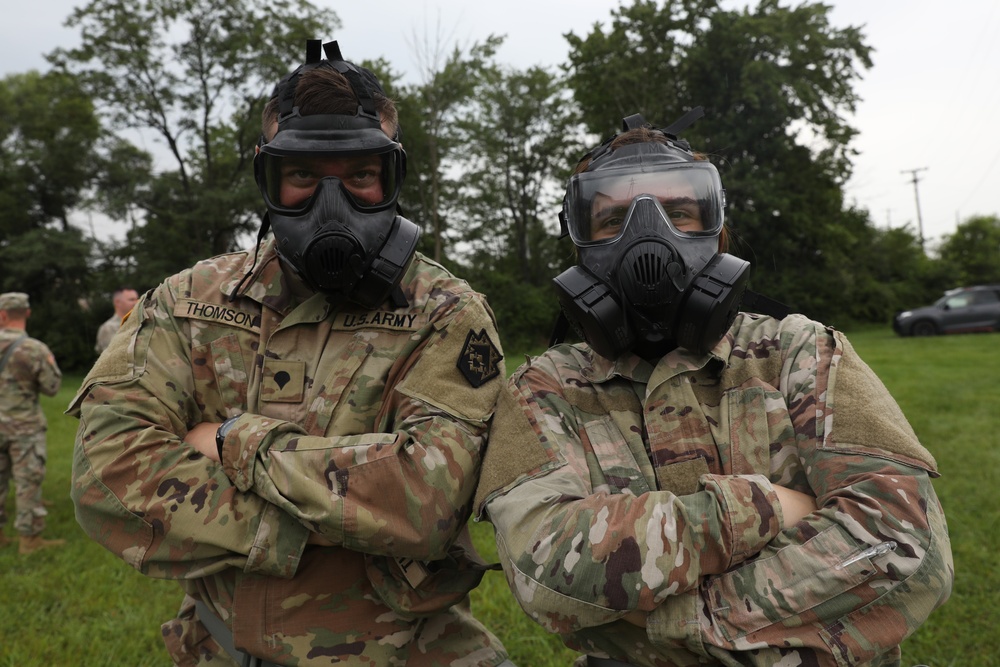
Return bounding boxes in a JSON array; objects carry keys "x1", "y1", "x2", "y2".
[
  {"x1": 94, "y1": 313, "x2": 122, "y2": 353},
  {"x1": 476, "y1": 313, "x2": 953, "y2": 667},
  {"x1": 69, "y1": 239, "x2": 509, "y2": 666},
  {"x1": 0, "y1": 327, "x2": 62, "y2": 434}
]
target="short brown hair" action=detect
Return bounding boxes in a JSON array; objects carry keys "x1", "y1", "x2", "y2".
[{"x1": 261, "y1": 66, "x2": 398, "y2": 141}]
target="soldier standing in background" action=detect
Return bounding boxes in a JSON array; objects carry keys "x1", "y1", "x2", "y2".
[
  {"x1": 68, "y1": 40, "x2": 513, "y2": 666},
  {"x1": 0, "y1": 292, "x2": 64, "y2": 555},
  {"x1": 94, "y1": 286, "x2": 139, "y2": 355}
]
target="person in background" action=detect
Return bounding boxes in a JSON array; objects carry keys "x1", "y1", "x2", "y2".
[
  {"x1": 94, "y1": 286, "x2": 139, "y2": 355},
  {"x1": 69, "y1": 40, "x2": 513, "y2": 666},
  {"x1": 0, "y1": 292, "x2": 63, "y2": 555},
  {"x1": 476, "y1": 112, "x2": 953, "y2": 667}
]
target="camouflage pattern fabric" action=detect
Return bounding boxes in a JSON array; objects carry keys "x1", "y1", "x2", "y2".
[
  {"x1": 0, "y1": 327, "x2": 62, "y2": 536},
  {"x1": 477, "y1": 312, "x2": 953, "y2": 667},
  {"x1": 94, "y1": 313, "x2": 121, "y2": 354},
  {"x1": 0, "y1": 430, "x2": 50, "y2": 535},
  {"x1": 68, "y1": 238, "x2": 509, "y2": 666}
]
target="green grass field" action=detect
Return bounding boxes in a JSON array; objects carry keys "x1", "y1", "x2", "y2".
[{"x1": 1, "y1": 327, "x2": 995, "y2": 666}]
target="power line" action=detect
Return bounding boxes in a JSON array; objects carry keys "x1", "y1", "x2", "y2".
[{"x1": 901, "y1": 167, "x2": 928, "y2": 250}]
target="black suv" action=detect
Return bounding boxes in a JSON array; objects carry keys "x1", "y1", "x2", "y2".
[{"x1": 893, "y1": 285, "x2": 1000, "y2": 336}]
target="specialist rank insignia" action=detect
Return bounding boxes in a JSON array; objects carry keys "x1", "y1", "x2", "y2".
[{"x1": 457, "y1": 328, "x2": 503, "y2": 388}]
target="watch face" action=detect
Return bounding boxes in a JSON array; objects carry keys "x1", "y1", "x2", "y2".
[{"x1": 217, "y1": 416, "x2": 239, "y2": 447}]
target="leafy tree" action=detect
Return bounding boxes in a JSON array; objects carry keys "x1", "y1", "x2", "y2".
[
  {"x1": 48, "y1": 0, "x2": 336, "y2": 281},
  {"x1": 84, "y1": 137, "x2": 155, "y2": 291},
  {"x1": 372, "y1": 38, "x2": 574, "y2": 347},
  {"x1": 450, "y1": 65, "x2": 584, "y2": 347},
  {"x1": 689, "y1": 1, "x2": 873, "y2": 321},
  {"x1": 797, "y1": 211, "x2": 946, "y2": 326},
  {"x1": 0, "y1": 71, "x2": 102, "y2": 235},
  {"x1": 937, "y1": 215, "x2": 1000, "y2": 287},
  {"x1": 455, "y1": 66, "x2": 581, "y2": 283},
  {"x1": 0, "y1": 70, "x2": 105, "y2": 370},
  {"x1": 565, "y1": 0, "x2": 717, "y2": 137},
  {"x1": 564, "y1": 0, "x2": 876, "y2": 321},
  {"x1": 390, "y1": 35, "x2": 503, "y2": 263}
]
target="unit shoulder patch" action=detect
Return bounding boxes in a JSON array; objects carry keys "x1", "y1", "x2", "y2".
[{"x1": 456, "y1": 328, "x2": 503, "y2": 388}]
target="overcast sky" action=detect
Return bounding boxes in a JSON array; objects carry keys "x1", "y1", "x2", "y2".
[{"x1": 3, "y1": 0, "x2": 999, "y2": 247}]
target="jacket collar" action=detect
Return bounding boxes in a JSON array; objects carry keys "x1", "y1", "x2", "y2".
[
  {"x1": 581, "y1": 329, "x2": 734, "y2": 385},
  {"x1": 220, "y1": 236, "x2": 318, "y2": 317}
]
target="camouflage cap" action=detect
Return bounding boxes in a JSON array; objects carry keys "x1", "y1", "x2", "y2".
[{"x1": 0, "y1": 292, "x2": 30, "y2": 310}]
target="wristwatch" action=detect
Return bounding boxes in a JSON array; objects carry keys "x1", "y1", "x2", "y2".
[{"x1": 215, "y1": 415, "x2": 241, "y2": 462}]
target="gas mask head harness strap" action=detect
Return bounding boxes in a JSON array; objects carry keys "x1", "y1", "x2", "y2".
[
  {"x1": 230, "y1": 39, "x2": 419, "y2": 307},
  {"x1": 273, "y1": 40, "x2": 387, "y2": 136},
  {"x1": 551, "y1": 108, "x2": 786, "y2": 359}
]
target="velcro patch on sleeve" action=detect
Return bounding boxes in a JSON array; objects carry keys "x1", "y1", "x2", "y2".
[
  {"x1": 827, "y1": 331, "x2": 937, "y2": 473},
  {"x1": 67, "y1": 296, "x2": 146, "y2": 415},
  {"x1": 474, "y1": 382, "x2": 556, "y2": 515}
]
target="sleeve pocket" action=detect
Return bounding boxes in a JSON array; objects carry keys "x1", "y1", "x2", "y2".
[{"x1": 705, "y1": 527, "x2": 877, "y2": 641}]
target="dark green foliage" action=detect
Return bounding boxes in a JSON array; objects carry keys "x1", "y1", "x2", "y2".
[
  {"x1": 565, "y1": 0, "x2": 716, "y2": 137},
  {"x1": 467, "y1": 271, "x2": 561, "y2": 352},
  {"x1": 0, "y1": 71, "x2": 103, "y2": 232},
  {"x1": 0, "y1": 0, "x2": 338, "y2": 371},
  {"x1": 673, "y1": 0, "x2": 960, "y2": 326},
  {"x1": 452, "y1": 65, "x2": 582, "y2": 284},
  {"x1": 0, "y1": 70, "x2": 106, "y2": 370},
  {"x1": 446, "y1": 64, "x2": 584, "y2": 345},
  {"x1": 0, "y1": 227, "x2": 100, "y2": 370},
  {"x1": 936, "y1": 215, "x2": 1000, "y2": 287}
]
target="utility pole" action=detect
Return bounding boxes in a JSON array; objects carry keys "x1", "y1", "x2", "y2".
[{"x1": 901, "y1": 167, "x2": 928, "y2": 250}]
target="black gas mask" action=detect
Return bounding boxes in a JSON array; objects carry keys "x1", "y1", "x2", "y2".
[
  {"x1": 252, "y1": 40, "x2": 419, "y2": 308},
  {"x1": 553, "y1": 112, "x2": 751, "y2": 359}
]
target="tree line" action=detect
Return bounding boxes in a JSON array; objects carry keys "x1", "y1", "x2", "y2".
[{"x1": 2, "y1": 0, "x2": 998, "y2": 372}]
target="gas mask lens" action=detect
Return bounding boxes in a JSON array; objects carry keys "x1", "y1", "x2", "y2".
[
  {"x1": 564, "y1": 161, "x2": 724, "y2": 246},
  {"x1": 260, "y1": 148, "x2": 403, "y2": 214}
]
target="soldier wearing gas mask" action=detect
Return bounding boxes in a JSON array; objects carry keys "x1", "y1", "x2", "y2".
[
  {"x1": 251, "y1": 43, "x2": 418, "y2": 307},
  {"x1": 477, "y1": 114, "x2": 952, "y2": 666},
  {"x1": 70, "y1": 40, "x2": 513, "y2": 667},
  {"x1": 552, "y1": 111, "x2": 749, "y2": 359}
]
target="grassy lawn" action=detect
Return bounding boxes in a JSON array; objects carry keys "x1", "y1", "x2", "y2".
[{"x1": 1, "y1": 327, "x2": 994, "y2": 666}]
